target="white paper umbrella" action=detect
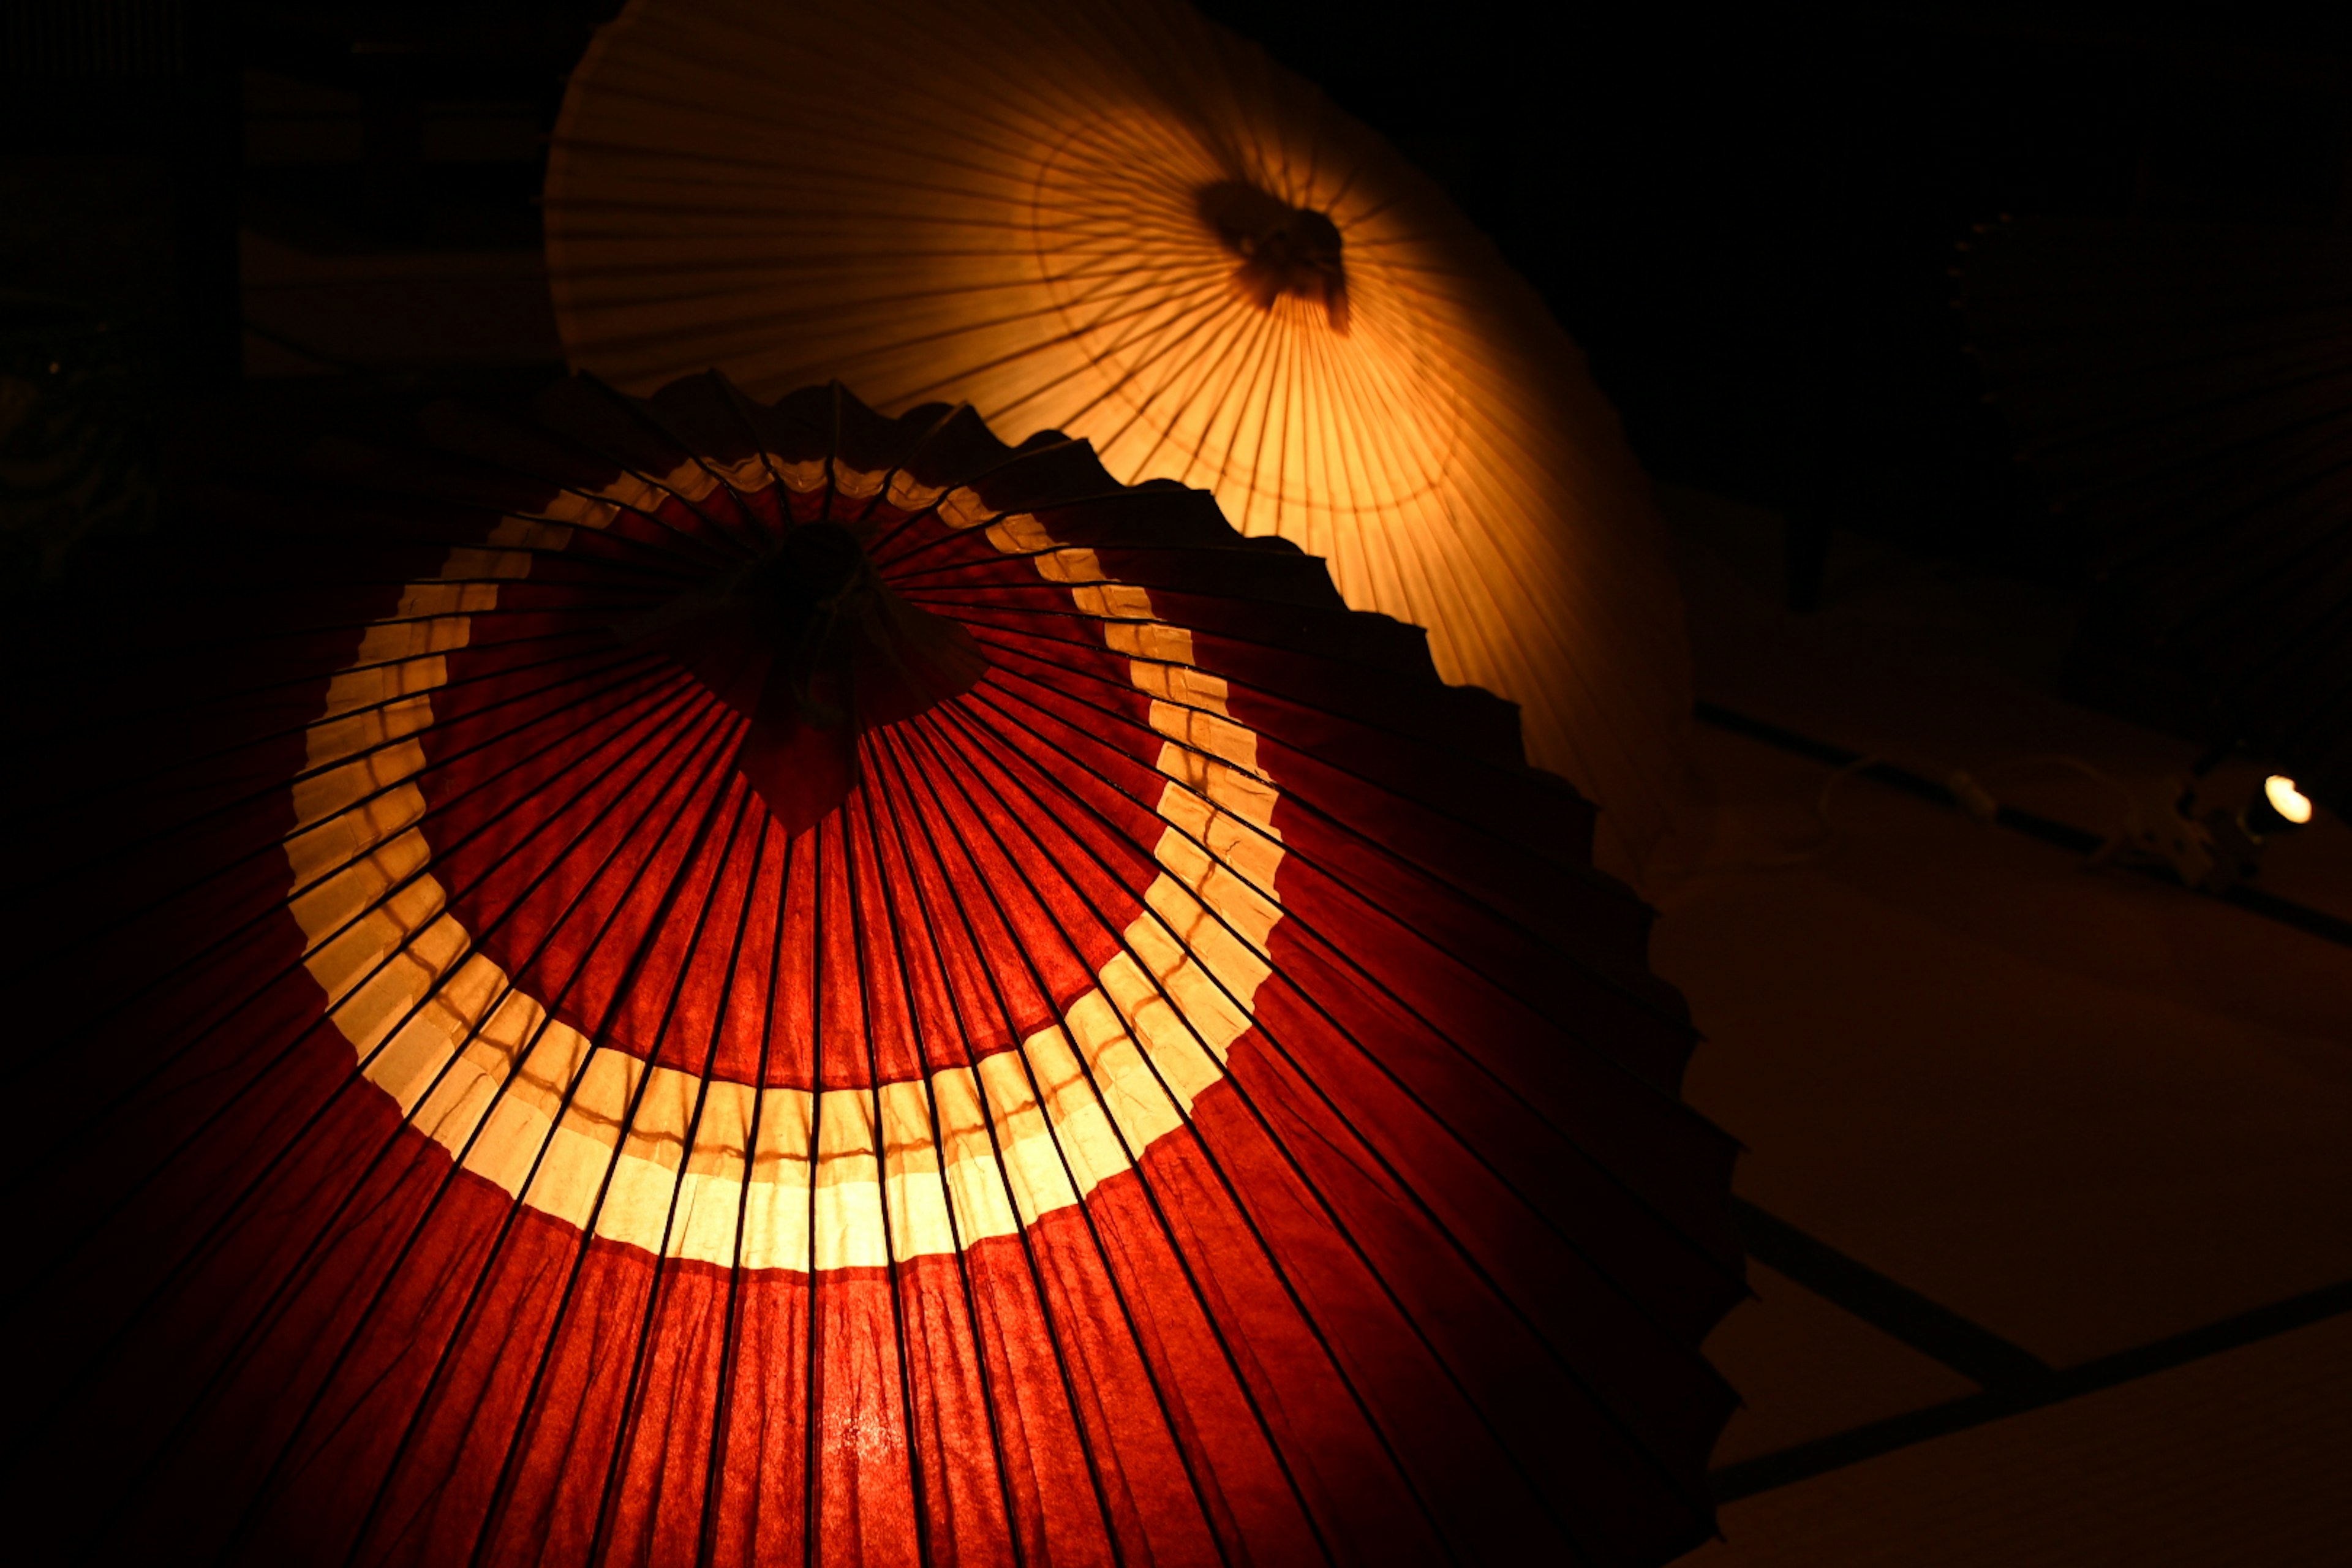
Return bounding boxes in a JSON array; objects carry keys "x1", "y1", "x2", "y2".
[{"x1": 540, "y1": 0, "x2": 1696, "y2": 877}]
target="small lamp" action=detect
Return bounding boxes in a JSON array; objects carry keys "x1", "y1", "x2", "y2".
[
  {"x1": 2244, "y1": 774, "x2": 2315, "y2": 837},
  {"x1": 2201, "y1": 774, "x2": 2316, "y2": 884}
]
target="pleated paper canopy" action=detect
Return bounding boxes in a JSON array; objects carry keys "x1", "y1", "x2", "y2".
[
  {"x1": 1962, "y1": 214, "x2": 2352, "y2": 799},
  {"x1": 541, "y1": 0, "x2": 1695, "y2": 876},
  {"x1": 2, "y1": 373, "x2": 1740, "y2": 1567}
]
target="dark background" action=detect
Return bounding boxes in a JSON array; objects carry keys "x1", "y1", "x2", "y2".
[{"x1": 6, "y1": 0, "x2": 2350, "y2": 739}]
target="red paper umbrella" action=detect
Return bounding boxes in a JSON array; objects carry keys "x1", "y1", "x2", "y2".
[{"x1": 1, "y1": 374, "x2": 1739, "y2": 1567}]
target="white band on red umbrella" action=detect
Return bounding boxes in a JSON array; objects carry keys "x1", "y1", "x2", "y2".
[{"x1": 284, "y1": 458, "x2": 1284, "y2": 1270}]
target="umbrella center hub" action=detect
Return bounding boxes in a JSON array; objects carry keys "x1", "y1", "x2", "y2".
[
  {"x1": 742, "y1": 518, "x2": 872, "y2": 635},
  {"x1": 618, "y1": 517, "x2": 990, "y2": 833},
  {"x1": 1197, "y1": 181, "x2": 1350, "y2": 334}
]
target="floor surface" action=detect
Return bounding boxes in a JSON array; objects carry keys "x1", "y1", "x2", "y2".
[{"x1": 1652, "y1": 485, "x2": 2350, "y2": 1564}]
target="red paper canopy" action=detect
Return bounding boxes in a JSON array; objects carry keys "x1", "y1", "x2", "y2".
[{"x1": 2, "y1": 374, "x2": 1740, "y2": 1566}]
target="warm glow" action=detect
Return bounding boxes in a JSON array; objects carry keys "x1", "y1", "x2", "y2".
[
  {"x1": 2265, "y1": 774, "x2": 2314, "y2": 825},
  {"x1": 542, "y1": 0, "x2": 1694, "y2": 875}
]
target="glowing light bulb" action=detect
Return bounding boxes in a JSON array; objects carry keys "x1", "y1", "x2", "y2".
[{"x1": 2263, "y1": 774, "x2": 2314, "y2": 825}]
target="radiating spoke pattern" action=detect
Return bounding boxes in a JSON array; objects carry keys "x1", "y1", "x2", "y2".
[
  {"x1": 541, "y1": 0, "x2": 1696, "y2": 876},
  {"x1": 2, "y1": 373, "x2": 1740, "y2": 1567}
]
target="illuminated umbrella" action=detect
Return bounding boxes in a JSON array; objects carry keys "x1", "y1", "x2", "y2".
[
  {"x1": 2, "y1": 372, "x2": 1739, "y2": 1566},
  {"x1": 540, "y1": 0, "x2": 1695, "y2": 878},
  {"x1": 1962, "y1": 213, "x2": 2352, "y2": 802}
]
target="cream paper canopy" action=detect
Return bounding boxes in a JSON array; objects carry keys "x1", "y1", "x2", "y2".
[{"x1": 545, "y1": 0, "x2": 1694, "y2": 875}]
